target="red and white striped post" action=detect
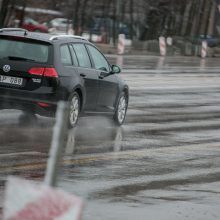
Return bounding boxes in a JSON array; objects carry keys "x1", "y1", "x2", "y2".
[
  {"x1": 201, "y1": 40, "x2": 208, "y2": 58},
  {"x1": 159, "y1": 36, "x2": 166, "y2": 56},
  {"x1": 117, "y1": 34, "x2": 125, "y2": 55}
]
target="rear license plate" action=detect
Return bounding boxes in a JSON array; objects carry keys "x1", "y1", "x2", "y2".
[{"x1": 0, "y1": 75, "x2": 23, "y2": 86}]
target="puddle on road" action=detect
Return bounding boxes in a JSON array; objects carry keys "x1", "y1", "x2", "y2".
[
  {"x1": 0, "y1": 126, "x2": 52, "y2": 154},
  {"x1": 65, "y1": 118, "x2": 125, "y2": 155}
]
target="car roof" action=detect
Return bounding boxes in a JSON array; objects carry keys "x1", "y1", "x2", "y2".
[{"x1": 0, "y1": 28, "x2": 88, "y2": 44}]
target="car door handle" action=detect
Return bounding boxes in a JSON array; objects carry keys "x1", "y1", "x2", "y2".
[{"x1": 80, "y1": 73, "x2": 86, "y2": 78}]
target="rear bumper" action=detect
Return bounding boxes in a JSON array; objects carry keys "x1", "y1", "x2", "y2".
[
  {"x1": 0, "y1": 87, "x2": 58, "y2": 117},
  {"x1": 0, "y1": 97, "x2": 57, "y2": 117}
]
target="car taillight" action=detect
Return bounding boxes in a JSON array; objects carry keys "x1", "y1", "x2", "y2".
[
  {"x1": 43, "y1": 68, "x2": 58, "y2": 78},
  {"x1": 28, "y1": 67, "x2": 58, "y2": 78},
  {"x1": 37, "y1": 102, "x2": 50, "y2": 107},
  {"x1": 28, "y1": 67, "x2": 45, "y2": 76}
]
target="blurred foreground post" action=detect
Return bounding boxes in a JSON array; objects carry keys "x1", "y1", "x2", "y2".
[
  {"x1": 4, "y1": 177, "x2": 84, "y2": 220},
  {"x1": 3, "y1": 102, "x2": 84, "y2": 220},
  {"x1": 44, "y1": 101, "x2": 68, "y2": 187}
]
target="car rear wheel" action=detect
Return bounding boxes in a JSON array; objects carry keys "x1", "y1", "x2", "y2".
[
  {"x1": 68, "y1": 92, "x2": 80, "y2": 128},
  {"x1": 113, "y1": 92, "x2": 128, "y2": 126}
]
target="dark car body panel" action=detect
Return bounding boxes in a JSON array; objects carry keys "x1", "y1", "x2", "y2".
[{"x1": 97, "y1": 73, "x2": 119, "y2": 112}]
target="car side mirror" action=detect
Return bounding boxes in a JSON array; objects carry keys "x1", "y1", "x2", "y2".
[
  {"x1": 111, "y1": 65, "x2": 121, "y2": 74},
  {"x1": 99, "y1": 65, "x2": 121, "y2": 79}
]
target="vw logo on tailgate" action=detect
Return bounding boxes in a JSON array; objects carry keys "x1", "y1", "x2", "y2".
[{"x1": 3, "y1": 65, "x2": 11, "y2": 73}]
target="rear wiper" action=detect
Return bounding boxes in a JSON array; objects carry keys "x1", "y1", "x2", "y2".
[{"x1": 5, "y1": 56, "x2": 36, "y2": 62}]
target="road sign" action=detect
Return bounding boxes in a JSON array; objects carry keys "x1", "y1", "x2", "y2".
[{"x1": 3, "y1": 177, "x2": 83, "y2": 220}]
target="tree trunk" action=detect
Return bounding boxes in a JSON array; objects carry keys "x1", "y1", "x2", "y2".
[
  {"x1": 0, "y1": 0, "x2": 3, "y2": 9},
  {"x1": 73, "y1": 0, "x2": 81, "y2": 35},
  {"x1": 185, "y1": 0, "x2": 197, "y2": 36},
  {"x1": 103, "y1": 0, "x2": 113, "y2": 43},
  {"x1": 88, "y1": 0, "x2": 95, "y2": 41},
  {"x1": 190, "y1": 0, "x2": 200, "y2": 36},
  {"x1": 207, "y1": 1, "x2": 216, "y2": 36},
  {"x1": 200, "y1": 0, "x2": 212, "y2": 35},
  {"x1": 18, "y1": 0, "x2": 26, "y2": 28},
  {"x1": 195, "y1": 0, "x2": 205, "y2": 36},
  {"x1": 112, "y1": 0, "x2": 117, "y2": 45},
  {"x1": 116, "y1": 0, "x2": 122, "y2": 35},
  {"x1": 181, "y1": 0, "x2": 193, "y2": 36},
  {"x1": 0, "y1": 0, "x2": 10, "y2": 28},
  {"x1": 129, "y1": 0, "x2": 134, "y2": 40},
  {"x1": 80, "y1": 0, "x2": 89, "y2": 35}
]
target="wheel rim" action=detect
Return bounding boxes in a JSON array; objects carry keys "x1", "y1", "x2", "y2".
[
  {"x1": 69, "y1": 95, "x2": 79, "y2": 126},
  {"x1": 117, "y1": 95, "x2": 127, "y2": 124}
]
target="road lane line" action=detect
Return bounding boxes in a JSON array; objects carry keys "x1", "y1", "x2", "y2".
[
  {"x1": 0, "y1": 142, "x2": 220, "y2": 174},
  {"x1": 0, "y1": 151, "x2": 46, "y2": 158}
]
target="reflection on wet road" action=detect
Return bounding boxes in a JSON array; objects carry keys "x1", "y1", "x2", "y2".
[{"x1": 1, "y1": 56, "x2": 220, "y2": 219}]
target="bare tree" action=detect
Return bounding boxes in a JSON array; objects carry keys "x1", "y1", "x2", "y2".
[
  {"x1": 0, "y1": 0, "x2": 12, "y2": 27},
  {"x1": 1, "y1": 0, "x2": 218, "y2": 42},
  {"x1": 73, "y1": 0, "x2": 81, "y2": 35},
  {"x1": 80, "y1": 0, "x2": 89, "y2": 35},
  {"x1": 129, "y1": 0, "x2": 134, "y2": 40}
]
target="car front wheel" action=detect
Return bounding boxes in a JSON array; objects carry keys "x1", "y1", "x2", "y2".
[
  {"x1": 113, "y1": 92, "x2": 128, "y2": 126},
  {"x1": 68, "y1": 92, "x2": 80, "y2": 128}
]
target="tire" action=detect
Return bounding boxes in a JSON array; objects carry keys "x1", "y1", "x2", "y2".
[
  {"x1": 113, "y1": 92, "x2": 128, "y2": 126},
  {"x1": 68, "y1": 92, "x2": 80, "y2": 128}
]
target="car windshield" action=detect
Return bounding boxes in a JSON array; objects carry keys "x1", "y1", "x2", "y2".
[{"x1": 0, "y1": 38, "x2": 49, "y2": 63}]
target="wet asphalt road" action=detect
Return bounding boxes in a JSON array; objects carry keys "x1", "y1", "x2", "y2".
[{"x1": 1, "y1": 55, "x2": 220, "y2": 219}]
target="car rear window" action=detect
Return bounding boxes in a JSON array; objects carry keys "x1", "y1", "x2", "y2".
[{"x1": 0, "y1": 38, "x2": 49, "y2": 63}]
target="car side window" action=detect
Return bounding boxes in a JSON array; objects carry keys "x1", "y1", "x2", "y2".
[
  {"x1": 86, "y1": 45, "x2": 110, "y2": 72},
  {"x1": 72, "y1": 44, "x2": 91, "y2": 68},
  {"x1": 69, "y1": 45, "x2": 79, "y2": 66},
  {"x1": 60, "y1": 44, "x2": 72, "y2": 66}
]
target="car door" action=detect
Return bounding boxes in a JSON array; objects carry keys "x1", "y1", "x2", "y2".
[
  {"x1": 71, "y1": 43, "x2": 99, "y2": 111},
  {"x1": 86, "y1": 44, "x2": 119, "y2": 112}
]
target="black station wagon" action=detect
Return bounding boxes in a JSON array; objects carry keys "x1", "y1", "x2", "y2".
[{"x1": 0, "y1": 28, "x2": 129, "y2": 127}]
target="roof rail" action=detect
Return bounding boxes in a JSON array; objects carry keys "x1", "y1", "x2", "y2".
[
  {"x1": 0, "y1": 28, "x2": 28, "y2": 35},
  {"x1": 49, "y1": 34, "x2": 88, "y2": 41}
]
